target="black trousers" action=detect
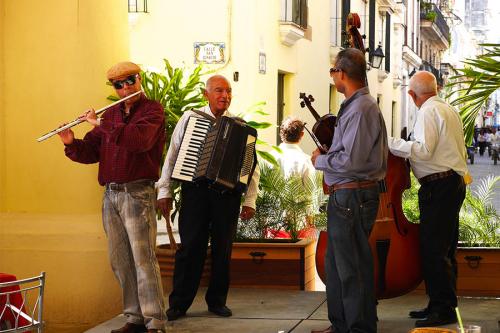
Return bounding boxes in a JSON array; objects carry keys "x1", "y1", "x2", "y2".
[
  {"x1": 418, "y1": 172, "x2": 465, "y2": 314},
  {"x1": 169, "y1": 183, "x2": 242, "y2": 312}
]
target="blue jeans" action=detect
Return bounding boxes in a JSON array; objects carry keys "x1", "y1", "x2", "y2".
[
  {"x1": 325, "y1": 186, "x2": 379, "y2": 333},
  {"x1": 102, "y1": 181, "x2": 166, "y2": 330}
]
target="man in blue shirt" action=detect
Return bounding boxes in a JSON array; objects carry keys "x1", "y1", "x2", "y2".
[{"x1": 311, "y1": 48, "x2": 388, "y2": 333}]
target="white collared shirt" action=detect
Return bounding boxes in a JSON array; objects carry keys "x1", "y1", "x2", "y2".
[
  {"x1": 388, "y1": 96, "x2": 468, "y2": 179},
  {"x1": 156, "y1": 105, "x2": 259, "y2": 209},
  {"x1": 273, "y1": 142, "x2": 315, "y2": 183}
]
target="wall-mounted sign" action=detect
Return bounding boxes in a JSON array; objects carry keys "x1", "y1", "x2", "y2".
[
  {"x1": 259, "y1": 52, "x2": 266, "y2": 74},
  {"x1": 194, "y1": 42, "x2": 225, "y2": 64}
]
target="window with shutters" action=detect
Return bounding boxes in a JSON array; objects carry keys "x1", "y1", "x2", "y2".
[{"x1": 281, "y1": 0, "x2": 308, "y2": 29}]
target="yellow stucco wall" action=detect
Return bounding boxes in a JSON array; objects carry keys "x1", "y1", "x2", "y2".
[
  {"x1": 0, "y1": 1, "x2": 130, "y2": 331},
  {"x1": 1, "y1": 0, "x2": 5, "y2": 209}
]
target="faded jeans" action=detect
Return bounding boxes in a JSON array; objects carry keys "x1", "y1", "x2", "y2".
[
  {"x1": 325, "y1": 186, "x2": 379, "y2": 333},
  {"x1": 102, "y1": 181, "x2": 166, "y2": 330}
]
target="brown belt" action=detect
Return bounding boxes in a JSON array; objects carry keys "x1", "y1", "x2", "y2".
[
  {"x1": 418, "y1": 170, "x2": 455, "y2": 185},
  {"x1": 105, "y1": 179, "x2": 154, "y2": 192},
  {"x1": 328, "y1": 180, "x2": 378, "y2": 194}
]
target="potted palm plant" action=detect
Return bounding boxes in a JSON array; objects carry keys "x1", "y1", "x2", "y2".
[
  {"x1": 230, "y1": 163, "x2": 328, "y2": 291},
  {"x1": 403, "y1": 174, "x2": 500, "y2": 296},
  {"x1": 455, "y1": 175, "x2": 500, "y2": 296}
]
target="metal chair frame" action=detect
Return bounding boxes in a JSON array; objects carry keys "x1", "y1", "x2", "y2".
[{"x1": 0, "y1": 272, "x2": 45, "y2": 333}]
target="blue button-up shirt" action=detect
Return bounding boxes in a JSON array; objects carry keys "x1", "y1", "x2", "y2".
[{"x1": 314, "y1": 87, "x2": 388, "y2": 185}]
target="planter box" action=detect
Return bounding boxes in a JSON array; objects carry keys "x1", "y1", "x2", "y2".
[
  {"x1": 156, "y1": 244, "x2": 211, "y2": 295},
  {"x1": 456, "y1": 247, "x2": 500, "y2": 297},
  {"x1": 415, "y1": 247, "x2": 500, "y2": 297},
  {"x1": 230, "y1": 238, "x2": 315, "y2": 291}
]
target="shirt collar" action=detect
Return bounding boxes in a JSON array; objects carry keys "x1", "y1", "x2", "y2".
[
  {"x1": 340, "y1": 86, "x2": 370, "y2": 109},
  {"x1": 420, "y1": 95, "x2": 441, "y2": 109},
  {"x1": 203, "y1": 105, "x2": 229, "y2": 118},
  {"x1": 279, "y1": 142, "x2": 302, "y2": 150}
]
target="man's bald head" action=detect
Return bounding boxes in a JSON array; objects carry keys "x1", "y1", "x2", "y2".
[
  {"x1": 204, "y1": 75, "x2": 232, "y2": 117},
  {"x1": 409, "y1": 71, "x2": 437, "y2": 96},
  {"x1": 206, "y1": 75, "x2": 230, "y2": 92},
  {"x1": 408, "y1": 71, "x2": 438, "y2": 108}
]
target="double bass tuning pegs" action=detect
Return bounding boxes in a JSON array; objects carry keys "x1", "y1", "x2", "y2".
[
  {"x1": 308, "y1": 95, "x2": 315, "y2": 103},
  {"x1": 300, "y1": 101, "x2": 305, "y2": 108}
]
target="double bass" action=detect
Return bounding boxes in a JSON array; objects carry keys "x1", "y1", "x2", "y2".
[{"x1": 302, "y1": 13, "x2": 422, "y2": 299}]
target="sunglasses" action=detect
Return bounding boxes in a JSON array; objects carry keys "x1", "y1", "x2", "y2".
[
  {"x1": 329, "y1": 67, "x2": 342, "y2": 74},
  {"x1": 112, "y1": 74, "x2": 139, "y2": 89}
]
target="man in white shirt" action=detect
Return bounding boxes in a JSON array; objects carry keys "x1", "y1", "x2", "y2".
[
  {"x1": 274, "y1": 116, "x2": 315, "y2": 183},
  {"x1": 388, "y1": 71, "x2": 467, "y2": 328},
  {"x1": 156, "y1": 75, "x2": 259, "y2": 321}
]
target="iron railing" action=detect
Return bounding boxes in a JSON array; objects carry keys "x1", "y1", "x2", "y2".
[{"x1": 420, "y1": 2, "x2": 449, "y2": 41}]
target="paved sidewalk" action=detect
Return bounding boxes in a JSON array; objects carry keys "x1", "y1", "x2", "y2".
[{"x1": 86, "y1": 289, "x2": 500, "y2": 333}]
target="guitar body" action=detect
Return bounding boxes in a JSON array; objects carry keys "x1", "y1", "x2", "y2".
[{"x1": 311, "y1": 115, "x2": 336, "y2": 149}]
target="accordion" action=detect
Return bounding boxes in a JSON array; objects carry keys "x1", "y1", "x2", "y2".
[{"x1": 172, "y1": 114, "x2": 257, "y2": 193}]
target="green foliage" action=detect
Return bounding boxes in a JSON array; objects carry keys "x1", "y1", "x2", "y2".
[
  {"x1": 459, "y1": 175, "x2": 500, "y2": 247},
  {"x1": 235, "y1": 102, "x2": 280, "y2": 167},
  {"x1": 402, "y1": 173, "x2": 421, "y2": 223},
  {"x1": 107, "y1": 59, "x2": 208, "y2": 165},
  {"x1": 446, "y1": 44, "x2": 500, "y2": 145},
  {"x1": 402, "y1": 173, "x2": 500, "y2": 247},
  {"x1": 425, "y1": 12, "x2": 437, "y2": 22},
  {"x1": 236, "y1": 163, "x2": 327, "y2": 242},
  {"x1": 140, "y1": 59, "x2": 208, "y2": 146}
]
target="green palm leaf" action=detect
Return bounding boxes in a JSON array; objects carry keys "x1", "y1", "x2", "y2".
[{"x1": 446, "y1": 43, "x2": 500, "y2": 145}]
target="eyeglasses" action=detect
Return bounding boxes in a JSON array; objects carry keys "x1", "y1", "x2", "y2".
[
  {"x1": 329, "y1": 67, "x2": 342, "y2": 74},
  {"x1": 112, "y1": 74, "x2": 139, "y2": 89}
]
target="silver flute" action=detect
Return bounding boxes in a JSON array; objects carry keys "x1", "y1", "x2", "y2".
[{"x1": 36, "y1": 90, "x2": 143, "y2": 142}]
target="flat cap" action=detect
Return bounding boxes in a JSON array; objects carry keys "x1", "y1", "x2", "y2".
[{"x1": 106, "y1": 61, "x2": 141, "y2": 80}]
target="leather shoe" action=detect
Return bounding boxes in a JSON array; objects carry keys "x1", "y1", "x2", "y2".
[
  {"x1": 415, "y1": 311, "x2": 457, "y2": 327},
  {"x1": 208, "y1": 305, "x2": 232, "y2": 317},
  {"x1": 147, "y1": 330, "x2": 165, "y2": 333},
  {"x1": 110, "y1": 322, "x2": 147, "y2": 333},
  {"x1": 311, "y1": 326, "x2": 336, "y2": 333},
  {"x1": 166, "y1": 308, "x2": 186, "y2": 321},
  {"x1": 409, "y1": 308, "x2": 429, "y2": 319}
]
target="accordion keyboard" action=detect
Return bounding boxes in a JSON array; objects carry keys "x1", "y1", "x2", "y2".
[{"x1": 171, "y1": 116, "x2": 212, "y2": 181}]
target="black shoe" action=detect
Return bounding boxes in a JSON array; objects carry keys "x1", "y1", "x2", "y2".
[
  {"x1": 110, "y1": 322, "x2": 147, "y2": 333},
  {"x1": 166, "y1": 308, "x2": 186, "y2": 321},
  {"x1": 208, "y1": 305, "x2": 232, "y2": 317},
  {"x1": 409, "y1": 308, "x2": 429, "y2": 319},
  {"x1": 415, "y1": 311, "x2": 457, "y2": 327}
]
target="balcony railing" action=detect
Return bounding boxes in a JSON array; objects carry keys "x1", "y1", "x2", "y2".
[
  {"x1": 420, "y1": 60, "x2": 443, "y2": 87},
  {"x1": 420, "y1": 2, "x2": 449, "y2": 41}
]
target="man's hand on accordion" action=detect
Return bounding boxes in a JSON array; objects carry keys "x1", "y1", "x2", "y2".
[
  {"x1": 157, "y1": 198, "x2": 173, "y2": 222},
  {"x1": 239, "y1": 206, "x2": 255, "y2": 221}
]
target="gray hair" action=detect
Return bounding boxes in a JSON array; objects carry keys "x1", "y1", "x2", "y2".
[
  {"x1": 206, "y1": 75, "x2": 230, "y2": 91},
  {"x1": 409, "y1": 71, "x2": 437, "y2": 95}
]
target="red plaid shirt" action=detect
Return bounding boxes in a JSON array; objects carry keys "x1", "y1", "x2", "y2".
[{"x1": 65, "y1": 94, "x2": 165, "y2": 185}]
